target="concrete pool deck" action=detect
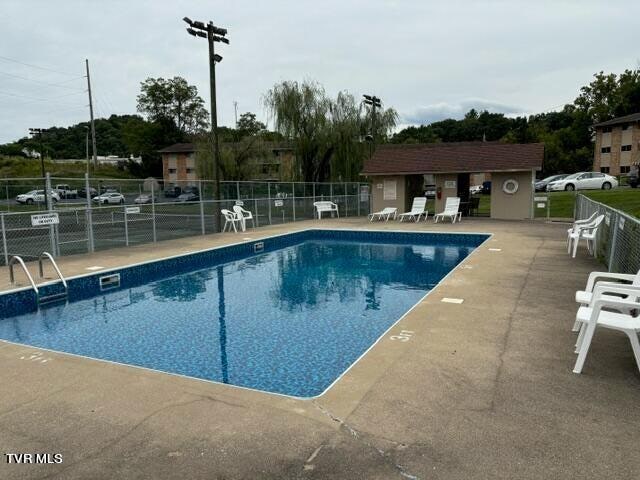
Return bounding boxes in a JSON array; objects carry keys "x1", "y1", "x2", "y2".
[{"x1": 1, "y1": 218, "x2": 639, "y2": 479}]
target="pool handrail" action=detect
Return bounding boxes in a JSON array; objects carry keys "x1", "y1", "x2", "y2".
[{"x1": 9, "y1": 255, "x2": 39, "y2": 298}]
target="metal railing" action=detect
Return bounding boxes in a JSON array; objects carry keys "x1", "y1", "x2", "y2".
[
  {"x1": 0, "y1": 174, "x2": 371, "y2": 265},
  {"x1": 574, "y1": 194, "x2": 640, "y2": 273}
]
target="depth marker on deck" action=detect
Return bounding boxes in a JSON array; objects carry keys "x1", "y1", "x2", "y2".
[
  {"x1": 441, "y1": 298, "x2": 464, "y2": 304},
  {"x1": 488, "y1": 248, "x2": 502, "y2": 252},
  {"x1": 86, "y1": 266, "x2": 104, "y2": 271}
]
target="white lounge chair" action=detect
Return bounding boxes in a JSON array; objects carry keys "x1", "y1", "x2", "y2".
[
  {"x1": 397, "y1": 197, "x2": 428, "y2": 222},
  {"x1": 434, "y1": 197, "x2": 462, "y2": 223},
  {"x1": 313, "y1": 201, "x2": 339, "y2": 219},
  {"x1": 368, "y1": 207, "x2": 397, "y2": 222},
  {"x1": 233, "y1": 205, "x2": 255, "y2": 230},
  {"x1": 573, "y1": 284, "x2": 640, "y2": 374},
  {"x1": 221, "y1": 209, "x2": 242, "y2": 232},
  {"x1": 567, "y1": 214, "x2": 604, "y2": 258}
]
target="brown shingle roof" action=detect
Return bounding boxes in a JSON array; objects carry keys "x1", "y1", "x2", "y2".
[
  {"x1": 361, "y1": 142, "x2": 544, "y2": 175},
  {"x1": 593, "y1": 112, "x2": 640, "y2": 128},
  {"x1": 157, "y1": 143, "x2": 196, "y2": 153}
]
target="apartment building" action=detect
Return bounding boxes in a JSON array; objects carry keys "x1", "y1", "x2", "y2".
[
  {"x1": 158, "y1": 142, "x2": 296, "y2": 185},
  {"x1": 593, "y1": 112, "x2": 640, "y2": 175}
]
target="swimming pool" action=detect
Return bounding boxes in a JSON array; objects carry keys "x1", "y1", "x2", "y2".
[{"x1": 0, "y1": 229, "x2": 489, "y2": 398}]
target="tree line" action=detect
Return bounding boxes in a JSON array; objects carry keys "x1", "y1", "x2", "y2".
[{"x1": 1, "y1": 68, "x2": 638, "y2": 180}]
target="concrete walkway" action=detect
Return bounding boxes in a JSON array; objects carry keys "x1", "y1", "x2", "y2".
[{"x1": 1, "y1": 218, "x2": 639, "y2": 479}]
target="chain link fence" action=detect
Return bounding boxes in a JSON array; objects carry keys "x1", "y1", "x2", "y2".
[
  {"x1": 574, "y1": 194, "x2": 640, "y2": 274},
  {"x1": 0, "y1": 175, "x2": 370, "y2": 266}
]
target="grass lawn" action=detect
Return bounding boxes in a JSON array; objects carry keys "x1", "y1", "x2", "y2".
[{"x1": 541, "y1": 189, "x2": 640, "y2": 219}]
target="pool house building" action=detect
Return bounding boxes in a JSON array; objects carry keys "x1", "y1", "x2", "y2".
[{"x1": 361, "y1": 142, "x2": 545, "y2": 220}]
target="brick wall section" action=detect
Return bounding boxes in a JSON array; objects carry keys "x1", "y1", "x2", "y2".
[{"x1": 593, "y1": 121, "x2": 640, "y2": 175}]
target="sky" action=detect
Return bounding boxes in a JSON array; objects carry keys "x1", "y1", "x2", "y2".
[{"x1": 1, "y1": 0, "x2": 639, "y2": 146}]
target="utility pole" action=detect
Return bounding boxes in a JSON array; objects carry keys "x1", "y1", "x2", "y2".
[
  {"x1": 84, "y1": 125, "x2": 89, "y2": 175},
  {"x1": 233, "y1": 101, "x2": 238, "y2": 127},
  {"x1": 28, "y1": 128, "x2": 48, "y2": 209},
  {"x1": 183, "y1": 16, "x2": 229, "y2": 231},
  {"x1": 363, "y1": 94, "x2": 382, "y2": 158},
  {"x1": 85, "y1": 59, "x2": 97, "y2": 170}
]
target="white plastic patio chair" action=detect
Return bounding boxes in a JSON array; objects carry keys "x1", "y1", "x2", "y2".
[
  {"x1": 566, "y1": 212, "x2": 597, "y2": 248},
  {"x1": 567, "y1": 214, "x2": 604, "y2": 258},
  {"x1": 313, "y1": 201, "x2": 339, "y2": 219},
  {"x1": 572, "y1": 269, "x2": 640, "y2": 332},
  {"x1": 368, "y1": 207, "x2": 397, "y2": 222},
  {"x1": 221, "y1": 209, "x2": 242, "y2": 233},
  {"x1": 434, "y1": 197, "x2": 462, "y2": 223},
  {"x1": 233, "y1": 205, "x2": 255, "y2": 230},
  {"x1": 397, "y1": 197, "x2": 428, "y2": 222},
  {"x1": 572, "y1": 284, "x2": 640, "y2": 374}
]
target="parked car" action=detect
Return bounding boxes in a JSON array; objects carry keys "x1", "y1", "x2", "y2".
[
  {"x1": 481, "y1": 181, "x2": 491, "y2": 194},
  {"x1": 16, "y1": 190, "x2": 60, "y2": 205},
  {"x1": 164, "y1": 185, "x2": 182, "y2": 198},
  {"x1": 535, "y1": 174, "x2": 567, "y2": 192},
  {"x1": 469, "y1": 185, "x2": 482, "y2": 195},
  {"x1": 547, "y1": 172, "x2": 618, "y2": 191},
  {"x1": 182, "y1": 186, "x2": 199, "y2": 195},
  {"x1": 77, "y1": 186, "x2": 98, "y2": 198},
  {"x1": 424, "y1": 185, "x2": 436, "y2": 198},
  {"x1": 92, "y1": 192, "x2": 125, "y2": 204},
  {"x1": 98, "y1": 184, "x2": 118, "y2": 194},
  {"x1": 134, "y1": 194, "x2": 153, "y2": 204},
  {"x1": 629, "y1": 164, "x2": 639, "y2": 188},
  {"x1": 175, "y1": 192, "x2": 200, "y2": 202},
  {"x1": 53, "y1": 184, "x2": 78, "y2": 199}
]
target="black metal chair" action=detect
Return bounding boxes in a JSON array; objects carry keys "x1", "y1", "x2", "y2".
[{"x1": 469, "y1": 196, "x2": 480, "y2": 216}]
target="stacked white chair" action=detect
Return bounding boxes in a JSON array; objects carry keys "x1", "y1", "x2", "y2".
[{"x1": 567, "y1": 214, "x2": 604, "y2": 258}]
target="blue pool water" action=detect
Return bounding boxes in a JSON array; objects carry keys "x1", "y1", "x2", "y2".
[{"x1": 0, "y1": 232, "x2": 485, "y2": 397}]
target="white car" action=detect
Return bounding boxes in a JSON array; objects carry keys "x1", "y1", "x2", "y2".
[
  {"x1": 92, "y1": 192, "x2": 125, "y2": 204},
  {"x1": 469, "y1": 185, "x2": 482, "y2": 195},
  {"x1": 546, "y1": 172, "x2": 618, "y2": 192},
  {"x1": 16, "y1": 190, "x2": 60, "y2": 205}
]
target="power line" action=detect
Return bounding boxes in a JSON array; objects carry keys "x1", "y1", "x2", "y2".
[
  {"x1": 0, "y1": 54, "x2": 79, "y2": 76},
  {"x1": 0, "y1": 90, "x2": 84, "y2": 104},
  {"x1": 0, "y1": 69, "x2": 85, "y2": 91}
]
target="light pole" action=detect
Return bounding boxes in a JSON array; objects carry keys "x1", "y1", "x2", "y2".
[
  {"x1": 363, "y1": 94, "x2": 381, "y2": 158},
  {"x1": 29, "y1": 127, "x2": 49, "y2": 209},
  {"x1": 183, "y1": 16, "x2": 229, "y2": 231}
]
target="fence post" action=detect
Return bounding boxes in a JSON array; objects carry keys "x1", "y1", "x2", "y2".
[
  {"x1": 357, "y1": 184, "x2": 361, "y2": 217},
  {"x1": 1, "y1": 213, "x2": 8, "y2": 266},
  {"x1": 85, "y1": 173, "x2": 94, "y2": 253},
  {"x1": 151, "y1": 182, "x2": 157, "y2": 242},
  {"x1": 267, "y1": 182, "x2": 272, "y2": 225},
  {"x1": 292, "y1": 183, "x2": 296, "y2": 222},
  {"x1": 344, "y1": 183, "x2": 348, "y2": 217},
  {"x1": 236, "y1": 181, "x2": 240, "y2": 201},
  {"x1": 199, "y1": 180, "x2": 205, "y2": 235},
  {"x1": 608, "y1": 212, "x2": 619, "y2": 272},
  {"x1": 45, "y1": 173, "x2": 57, "y2": 256},
  {"x1": 124, "y1": 205, "x2": 129, "y2": 246}
]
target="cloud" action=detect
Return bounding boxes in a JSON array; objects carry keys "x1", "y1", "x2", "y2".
[{"x1": 401, "y1": 99, "x2": 525, "y2": 126}]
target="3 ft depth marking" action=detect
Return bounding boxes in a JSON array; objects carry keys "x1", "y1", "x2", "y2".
[{"x1": 390, "y1": 330, "x2": 414, "y2": 342}]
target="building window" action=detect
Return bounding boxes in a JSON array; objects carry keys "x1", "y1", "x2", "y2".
[
  {"x1": 186, "y1": 168, "x2": 195, "y2": 174},
  {"x1": 600, "y1": 167, "x2": 610, "y2": 173},
  {"x1": 622, "y1": 124, "x2": 630, "y2": 130},
  {"x1": 621, "y1": 145, "x2": 632, "y2": 152},
  {"x1": 620, "y1": 166, "x2": 631, "y2": 174},
  {"x1": 601, "y1": 146, "x2": 611, "y2": 154},
  {"x1": 601, "y1": 126, "x2": 612, "y2": 133},
  {"x1": 168, "y1": 168, "x2": 177, "y2": 174}
]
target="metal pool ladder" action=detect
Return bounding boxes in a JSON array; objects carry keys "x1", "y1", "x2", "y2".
[{"x1": 8, "y1": 253, "x2": 68, "y2": 305}]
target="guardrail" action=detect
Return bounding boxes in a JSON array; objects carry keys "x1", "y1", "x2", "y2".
[{"x1": 574, "y1": 194, "x2": 640, "y2": 273}]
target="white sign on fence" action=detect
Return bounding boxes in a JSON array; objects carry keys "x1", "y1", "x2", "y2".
[
  {"x1": 235, "y1": 200, "x2": 244, "y2": 206},
  {"x1": 619, "y1": 217, "x2": 625, "y2": 231},
  {"x1": 534, "y1": 196, "x2": 547, "y2": 202},
  {"x1": 274, "y1": 200, "x2": 283, "y2": 207},
  {"x1": 30, "y1": 213, "x2": 59, "y2": 226},
  {"x1": 125, "y1": 206, "x2": 140, "y2": 214},
  {"x1": 536, "y1": 203, "x2": 546, "y2": 208}
]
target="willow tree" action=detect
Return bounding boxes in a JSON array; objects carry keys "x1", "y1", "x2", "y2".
[{"x1": 264, "y1": 80, "x2": 398, "y2": 182}]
